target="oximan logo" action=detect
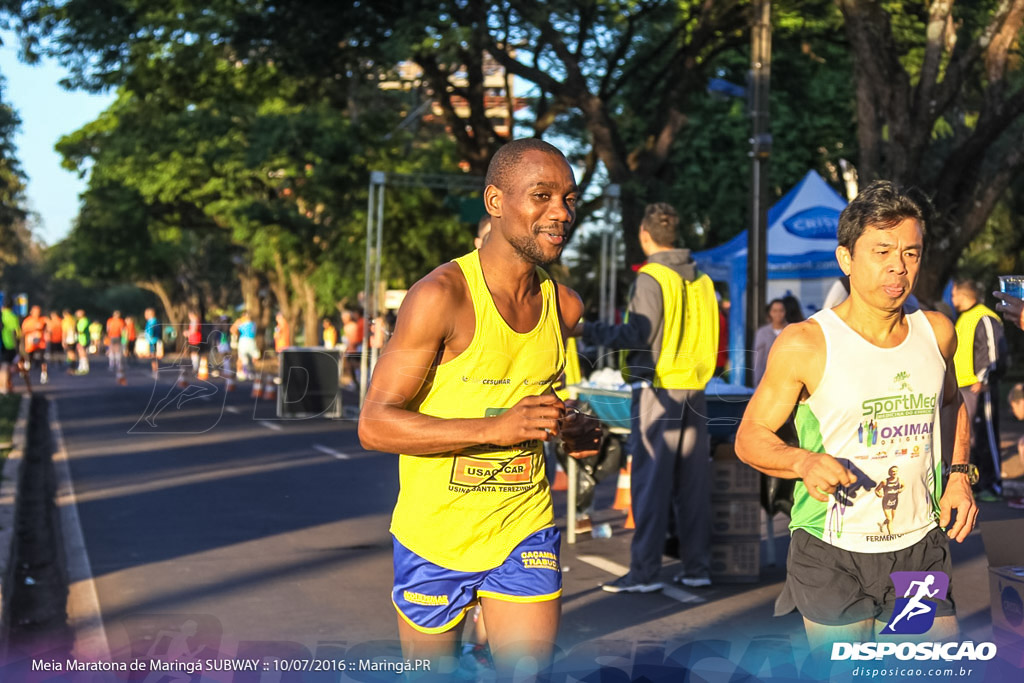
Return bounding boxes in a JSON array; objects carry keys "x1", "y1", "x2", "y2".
[{"x1": 880, "y1": 571, "x2": 948, "y2": 635}]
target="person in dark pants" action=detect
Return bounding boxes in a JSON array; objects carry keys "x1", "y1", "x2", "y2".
[
  {"x1": 576, "y1": 203, "x2": 720, "y2": 593},
  {"x1": 951, "y1": 277, "x2": 1006, "y2": 501}
]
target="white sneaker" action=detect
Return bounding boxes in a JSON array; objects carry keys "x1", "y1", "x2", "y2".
[{"x1": 40, "y1": 372, "x2": 48, "y2": 384}]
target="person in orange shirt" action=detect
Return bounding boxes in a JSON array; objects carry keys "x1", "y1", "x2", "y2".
[
  {"x1": 21, "y1": 305, "x2": 48, "y2": 385},
  {"x1": 273, "y1": 312, "x2": 291, "y2": 354},
  {"x1": 106, "y1": 310, "x2": 127, "y2": 384},
  {"x1": 47, "y1": 311, "x2": 63, "y2": 373},
  {"x1": 124, "y1": 315, "x2": 137, "y2": 365}
]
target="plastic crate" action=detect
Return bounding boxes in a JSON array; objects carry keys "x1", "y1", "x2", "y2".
[
  {"x1": 711, "y1": 498, "x2": 762, "y2": 537},
  {"x1": 712, "y1": 446, "x2": 761, "y2": 497},
  {"x1": 710, "y1": 536, "x2": 761, "y2": 583}
]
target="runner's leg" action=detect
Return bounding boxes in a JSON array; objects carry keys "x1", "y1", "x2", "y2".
[
  {"x1": 480, "y1": 596, "x2": 559, "y2": 678},
  {"x1": 396, "y1": 616, "x2": 459, "y2": 680},
  {"x1": 804, "y1": 617, "x2": 873, "y2": 652}
]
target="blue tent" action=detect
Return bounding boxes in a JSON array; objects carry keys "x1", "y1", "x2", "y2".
[{"x1": 694, "y1": 170, "x2": 847, "y2": 386}]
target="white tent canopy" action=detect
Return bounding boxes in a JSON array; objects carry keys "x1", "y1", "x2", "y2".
[{"x1": 694, "y1": 169, "x2": 847, "y2": 384}]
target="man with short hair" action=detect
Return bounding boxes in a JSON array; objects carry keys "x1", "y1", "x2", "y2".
[
  {"x1": 47, "y1": 311, "x2": 64, "y2": 374},
  {"x1": 21, "y1": 305, "x2": 47, "y2": 384},
  {"x1": 0, "y1": 296, "x2": 21, "y2": 394},
  {"x1": 74, "y1": 309, "x2": 91, "y2": 375},
  {"x1": 359, "y1": 138, "x2": 599, "y2": 679},
  {"x1": 577, "y1": 202, "x2": 720, "y2": 593},
  {"x1": 144, "y1": 308, "x2": 161, "y2": 379},
  {"x1": 951, "y1": 277, "x2": 1006, "y2": 501},
  {"x1": 231, "y1": 311, "x2": 257, "y2": 381},
  {"x1": 107, "y1": 310, "x2": 127, "y2": 384},
  {"x1": 735, "y1": 180, "x2": 976, "y2": 651}
]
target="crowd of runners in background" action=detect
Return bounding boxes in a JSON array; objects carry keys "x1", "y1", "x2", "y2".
[{"x1": 0, "y1": 293, "x2": 386, "y2": 395}]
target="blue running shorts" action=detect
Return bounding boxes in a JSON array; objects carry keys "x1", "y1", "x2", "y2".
[{"x1": 392, "y1": 526, "x2": 562, "y2": 634}]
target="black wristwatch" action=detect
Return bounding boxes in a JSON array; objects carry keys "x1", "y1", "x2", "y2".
[{"x1": 949, "y1": 463, "x2": 979, "y2": 485}]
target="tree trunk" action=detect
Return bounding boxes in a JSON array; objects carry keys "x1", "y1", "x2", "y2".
[
  {"x1": 136, "y1": 279, "x2": 184, "y2": 329},
  {"x1": 289, "y1": 270, "x2": 320, "y2": 346},
  {"x1": 238, "y1": 266, "x2": 262, "y2": 324},
  {"x1": 840, "y1": 0, "x2": 1024, "y2": 302}
]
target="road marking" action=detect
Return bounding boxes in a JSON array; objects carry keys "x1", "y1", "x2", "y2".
[
  {"x1": 313, "y1": 444, "x2": 350, "y2": 459},
  {"x1": 258, "y1": 421, "x2": 283, "y2": 431},
  {"x1": 663, "y1": 585, "x2": 705, "y2": 604},
  {"x1": 576, "y1": 554, "x2": 704, "y2": 604},
  {"x1": 576, "y1": 554, "x2": 629, "y2": 576},
  {"x1": 225, "y1": 406, "x2": 242, "y2": 414},
  {"x1": 51, "y1": 402, "x2": 112, "y2": 660}
]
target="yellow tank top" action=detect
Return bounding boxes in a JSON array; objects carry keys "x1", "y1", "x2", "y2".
[{"x1": 390, "y1": 250, "x2": 566, "y2": 571}]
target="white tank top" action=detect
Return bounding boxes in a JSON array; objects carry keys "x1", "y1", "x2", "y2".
[{"x1": 790, "y1": 309, "x2": 945, "y2": 553}]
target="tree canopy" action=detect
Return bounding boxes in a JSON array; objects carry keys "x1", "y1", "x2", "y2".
[{"x1": 3, "y1": 0, "x2": 1024, "y2": 315}]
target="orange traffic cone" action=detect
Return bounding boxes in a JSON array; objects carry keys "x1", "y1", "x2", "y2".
[
  {"x1": 251, "y1": 380, "x2": 263, "y2": 399},
  {"x1": 624, "y1": 505, "x2": 635, "y2": 530},
  {"x1": 197, "y1": 356, "x2": 209, "y2": 381},
  {"x1": 263, "y1": 380, "x2": 277, "y2": 400},
  {"x1": 612, "y1": 455, "x2": 632, "y2": 510},
  {"x1": 551, "y1": 461, "x2": 568, "y2": 491}
]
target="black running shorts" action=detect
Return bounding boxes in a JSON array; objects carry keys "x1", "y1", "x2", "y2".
[{"x1": 775, "y1": 526, "x2": 955, "y2": 626}]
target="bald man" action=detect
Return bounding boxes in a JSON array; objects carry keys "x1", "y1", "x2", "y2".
[{"x1": 359, "y1": 139, "x2": 600, "y2": 679}]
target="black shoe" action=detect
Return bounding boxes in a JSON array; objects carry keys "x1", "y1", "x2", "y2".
[
  {"x1": 673, "y1": 572, "x2": 712, "y2": 588},
  {"x1": 601, "y1": 574, "x2": 663, "y2": 593}
]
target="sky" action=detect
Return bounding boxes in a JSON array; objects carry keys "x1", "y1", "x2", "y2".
[{"x1": 0, "y1": 30, "x2": 115, "y2": 246}]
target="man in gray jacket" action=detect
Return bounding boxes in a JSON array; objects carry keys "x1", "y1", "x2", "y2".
[
  {"x1": 951, "y1": 277, "x2": 1007, "y2": 500},
  {"x1": 576, "y1": 203, "x2": 719, "y2": 592}
]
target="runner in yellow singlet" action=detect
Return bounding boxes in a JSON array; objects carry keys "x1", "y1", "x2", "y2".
[{"x1": 359, "y1": 139, "x2": 600, "y2": 680}]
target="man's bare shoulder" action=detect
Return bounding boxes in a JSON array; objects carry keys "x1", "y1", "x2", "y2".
[
  {"x1": 922, "y1": 309, "x2": 956, "y2": 356},
  {"x1": 774, "y1": 318, "x2": 825, "y2": 352},
  {"x1": 554, "y1": 282, "x2": 584, "y2": 326},
  {"x1": 405, "y1": 261, "x2": 467, "y2": 307}
]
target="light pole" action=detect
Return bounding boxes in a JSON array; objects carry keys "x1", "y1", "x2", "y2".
[{"x1": 747, "y1": 0, "x2": 771, "y2": 386}]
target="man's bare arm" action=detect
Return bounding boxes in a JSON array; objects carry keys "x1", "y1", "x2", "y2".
[
  {"x1": 735, "y1": 322, "x2": 856, "y2": 502},
  {"x1": 554, "y1": 282, "x2": 601, "y2": 458},
  {"x1": 925, "y1": 310, "x2": 977, "y2": 542},
  {"x1": 358, "y1": 268, "x2": 564, "y2": 455}
]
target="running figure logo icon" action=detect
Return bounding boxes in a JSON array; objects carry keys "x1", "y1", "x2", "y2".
[{"x1": 881, "y1": 571, "x2": 950, "y2": 635}]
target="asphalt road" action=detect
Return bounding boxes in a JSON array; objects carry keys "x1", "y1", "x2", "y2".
[{"x1": 24, "y1": 358, "x2": 1024, "y2": 680}]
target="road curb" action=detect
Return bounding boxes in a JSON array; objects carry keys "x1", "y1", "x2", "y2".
[
  {"x1": 50, "y1": 400, "x2": 111, "y2": 661},
  {"x1": 0, "y1": 395, "x2": 30, "y2": 629}
]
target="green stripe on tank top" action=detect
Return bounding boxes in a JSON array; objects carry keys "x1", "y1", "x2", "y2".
[{"x1": 790, "y1": 403, "x2": 828, "y2": 539}]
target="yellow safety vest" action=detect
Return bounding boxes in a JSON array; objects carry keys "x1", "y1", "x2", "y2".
[
  {"x1": 390, "y1": 250, "x2": 564, "y2": 572},
  {"x1": 954, "y1": 303, "x2": 1000, "y2": 387},
  {"x1": 621, "y1": 263, "x2": 719, "y2": 390}
]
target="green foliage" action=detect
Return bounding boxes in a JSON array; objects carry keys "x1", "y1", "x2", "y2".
[{"x1": 52, "y1": 43, "x2": 473, "y2": 321}]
